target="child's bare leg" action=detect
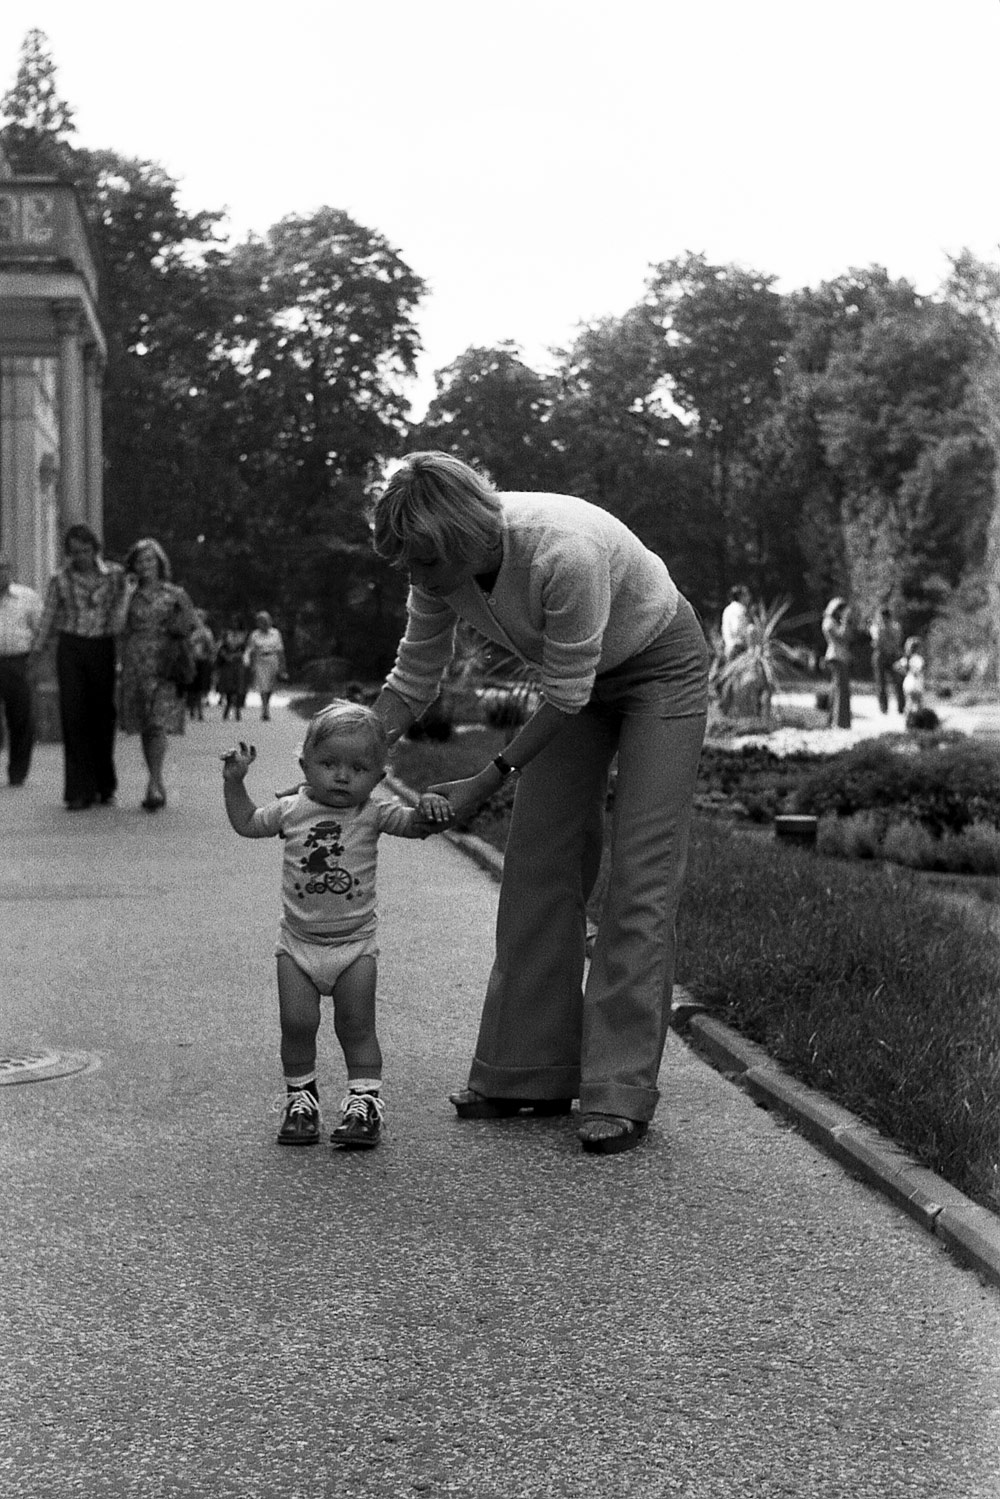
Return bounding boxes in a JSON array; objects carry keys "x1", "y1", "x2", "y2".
[
  {"x1": 275, "y1": 955, "x2": 322, "y2": 1145},
  {"x1": 277, "y1": 954, "x2": 322, "y2": 1076},
  {"x1": 330, "y1": 956, "x2": 384, "y2": 1148},
  {"x1": 331, "y1": 956, "x2": 381, "y2": 1081}
]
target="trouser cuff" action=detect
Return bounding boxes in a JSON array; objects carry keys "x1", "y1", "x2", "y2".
[
  {"x1": 468, "y1": 1058, "x2": 581, "y2": 1101},
  {"x1": 578, "y1": 1083, "x2": 660, "y2": 1124}
]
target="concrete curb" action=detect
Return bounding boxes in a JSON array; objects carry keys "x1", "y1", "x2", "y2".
[{"x1": 387, "y1": 774, "x2": 1000, "y2": 1289}]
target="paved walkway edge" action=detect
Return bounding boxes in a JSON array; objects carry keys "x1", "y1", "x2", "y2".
[
  {"x1": 386, "y1": 775, "x2": 1000, "y2": 1290},
  {"x1": 678, "y1": 1006, "x2": 1000, "y2": 1289}
]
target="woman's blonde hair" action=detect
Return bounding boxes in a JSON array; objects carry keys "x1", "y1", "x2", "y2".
[
  {"x1": 125, "y1": 537, "x2": 172, "y2": 580},
  {"x1": 302, "y1": 699, "x2": 388, "y2": 765},
  {"x1": 371, "y1": 451, "x2": 502, "y2": 567}
]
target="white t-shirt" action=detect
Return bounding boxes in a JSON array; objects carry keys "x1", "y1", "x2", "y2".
[
  {"x1": 720, "y1": 600, "x2": 749, "y2": 655},
  {"x1": 246, "y1": 786, "x2": 423, "y2": 941}
]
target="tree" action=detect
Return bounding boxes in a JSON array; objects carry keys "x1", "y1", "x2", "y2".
[
  {"x1": 216, "y1": 208, "x2": 427, "y2": 670},
  {"x1": 813, "y1": 295, "x2": 994, "y2": 631},
  {"x1": 411, "y1": 343, "x2": 564, "y2": 491},
  {"x1": 0, "y1": 28, "x2": 76, "y2": 176},
  {"x1": 70, "y1": 149, "x2": 232, "y2": 572},
  {"x1": 640, "y1": 253, "x2": 792, "y2": 606},
  {"x1": 544, "y1": 312, "x2": 715, "y2": 599}
]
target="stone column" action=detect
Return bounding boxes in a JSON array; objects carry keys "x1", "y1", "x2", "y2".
[
  {"x1": 0, "y1": 357, "x2": 37, "y2": 578},
  {"x1": 53, "y1": 301, "x2": 87, "y2": 526},
  {"x1": 83, "y1": 343, "x2": 104, "y2": 536}
]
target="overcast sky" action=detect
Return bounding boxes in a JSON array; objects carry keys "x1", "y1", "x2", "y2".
[{"x1": 2, "y1": 0, "x2": 999, "y2": 414}]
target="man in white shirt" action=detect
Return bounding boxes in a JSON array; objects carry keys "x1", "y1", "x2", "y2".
[
  {"x1": 720, "y1": 584, "x2": 751, "y2": 661},
  {"x1": 0, "y1": 554, "x2": 43, "y2": 786}
]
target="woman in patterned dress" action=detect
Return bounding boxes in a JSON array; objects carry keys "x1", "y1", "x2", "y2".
[{"x1": 119, "y1": 538, "x2": 196, "y2": 811}]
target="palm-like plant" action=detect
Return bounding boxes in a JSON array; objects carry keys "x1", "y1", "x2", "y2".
[{"x1": 713, "y1": 598, "x2": 815, "y2": 719}]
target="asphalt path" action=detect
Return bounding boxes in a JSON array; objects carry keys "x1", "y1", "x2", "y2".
[{"x1": 2, "y1": 696, "x2": 1000, "y2": 1499}]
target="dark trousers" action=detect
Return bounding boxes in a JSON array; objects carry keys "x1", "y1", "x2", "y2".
[
  {"x1": 56, "y1": 633, "x2": 118, "y2": 804},
  {"x1": 827, "y1": 658, "x2": 852, "y2": 729},
  {"x1": 872, "y1": 652, "x2": 904, "y2": 714},
  {"x1": 0, "y1": 655, "x2": 34, "y2": 784}
]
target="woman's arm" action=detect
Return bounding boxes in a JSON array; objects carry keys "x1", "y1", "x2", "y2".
[
  {"x1": 373, "y1": 685, "x2": 418, "y2": 747},
  {"x1": 30, "y1": 575, "x2": 63, "y2": 653},
  {"x1": 108, "y1": 568, "x2": 139, "y2": 636},
  {"x1": 428, "y1": 699, "x2": 571, "y2": 822}
]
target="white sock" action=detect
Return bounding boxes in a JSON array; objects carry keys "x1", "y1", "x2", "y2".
[
  {"x1": 347, "y1": 1077, "x2": 382, "y2": 1094},
  {"x1": 286, "y1": 1071, "x2": 316, "y2": 1091}
]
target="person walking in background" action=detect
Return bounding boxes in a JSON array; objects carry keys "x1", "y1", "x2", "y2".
[
  {"x1": 216, "y1": 619, "x2": 249, "y2": 721},
  {"x1": 244, "y1": 611, "x2": 286, "y2": 721},
  {"x1": 185, "y1": 609, "x2": 217, "y2": 721},
  {"x1": 371, "y1": 451, "x2": 710, "y2": 1157},
  {"x1": 869, "y1": 604, "x2": 905, "y2": 715},
  {"x1": 119, "y1": 538, "x2": 196, "y2": 812},
  {"x1": 221, "y1": 701, "x2": 452, "y2": 1150},
  {"x1": 821, "y1": 596, "x2": 853, "y2": 729},
  {"x1": 0, "y1": 554, "x2": 42, "y2": 788},
  {"x1": 31, "y1": 524, "x2": 130, "y2": 811}
]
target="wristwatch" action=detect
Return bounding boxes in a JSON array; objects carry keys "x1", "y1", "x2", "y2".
[{"x1": 492, "y1": 753, "x2": 518, "y2": 780}]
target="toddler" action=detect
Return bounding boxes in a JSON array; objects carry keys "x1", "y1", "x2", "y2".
[
  {"x1": 222, "y1": 700, "x2": 451, "y2": 1149},
  {"x1": 897, "y1": 636, "x2": 926, "y2": 716}
]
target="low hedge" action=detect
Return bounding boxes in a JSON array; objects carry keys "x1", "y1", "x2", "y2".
[{"x1": 792, "y1": 738, "x2": 1000, "y2": 835}]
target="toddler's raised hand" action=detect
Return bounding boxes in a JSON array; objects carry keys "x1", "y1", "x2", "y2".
[{"x1": 221, "y1": 742, "x2": 257, "y2": 781}]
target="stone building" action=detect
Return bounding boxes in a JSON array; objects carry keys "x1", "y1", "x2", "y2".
[
  {"x1": 0, "y1": 146, "x2": 105, "y2": 737},
  {"x1": 0, "y1": 145, "x2": 105, "y2": 595}
]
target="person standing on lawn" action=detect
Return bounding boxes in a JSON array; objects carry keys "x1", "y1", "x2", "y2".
[
  {"x1": 869, "y1": 604, "x2": 905, "y2": 716},
  {"x1": 821, "y1": 596, "x2": 853, "y2": 729},
  {"x1": 370, "y1": 451, "x2": 710, "y2": 1156}
]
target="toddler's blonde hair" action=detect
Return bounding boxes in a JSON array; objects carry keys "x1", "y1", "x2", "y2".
[{"x1": 302, "y1": 699, "x2": 389, "y2": 765}]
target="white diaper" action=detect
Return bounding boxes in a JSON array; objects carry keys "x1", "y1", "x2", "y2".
[{"x1": 275, "y1": 923, "x2": 379, "y2": 994}]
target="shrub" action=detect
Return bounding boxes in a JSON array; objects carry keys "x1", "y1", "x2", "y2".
[
  {"x1": 677, "y1": 820, "x2": 1000, "y2": 1211},
  {"x1": 816, "y1": 809, "x2": 886, "y2": 860},
  {"x1": 298, "y1": 656, "x2": 354, "y2": 691},
  {"x1": 880, "y1": 818, "x2": 941, "y2": 870},
  {"x1": 793, "y1": 738, "x2": 1000, "y2": 835},
  {"x1": 817, "y1": 810, "x2": 1000, "y2": 876},
  {"x1": 938, "y1": 820, "x2": 1000, "y2": 876}
]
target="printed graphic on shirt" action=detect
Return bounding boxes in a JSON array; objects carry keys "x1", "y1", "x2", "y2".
[{"x1": 294, "y1": 818, "x2": 361, "y2": 902}]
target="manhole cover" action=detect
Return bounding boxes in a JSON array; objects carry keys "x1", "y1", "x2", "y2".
[{"x1": 0, "y1": 1049, "x2": 98, "y2": 1085}]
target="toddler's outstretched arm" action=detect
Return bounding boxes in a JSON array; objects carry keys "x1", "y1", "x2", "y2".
[{"x1": 222, "y1": 741, "x2": 259, "y2": 836}]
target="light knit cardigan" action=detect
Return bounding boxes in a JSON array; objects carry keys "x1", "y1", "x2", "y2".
[{"x1": 384, "y1": 492, "x2": 680, "y2": 715}]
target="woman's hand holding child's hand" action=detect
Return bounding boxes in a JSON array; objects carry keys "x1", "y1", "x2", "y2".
[
  {"x1": 417, "y1": 790, "x2": 454, "y2": 827},
  {"x1": 221, "y1": 742, "x2": 257, "y2": 781}
]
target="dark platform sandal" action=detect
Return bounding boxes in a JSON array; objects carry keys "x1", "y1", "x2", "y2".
[
  {"x1": 578, "y1": 1114, "x2": 649, "y2": 1156},
  {"x1": 449, "y1": 1088, "x2": 573, "y2": 1120}
]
